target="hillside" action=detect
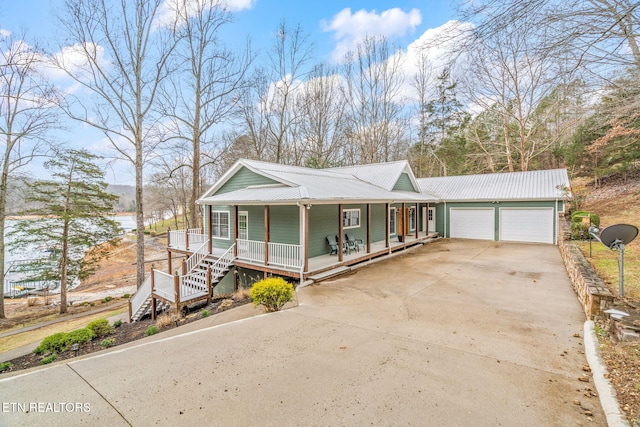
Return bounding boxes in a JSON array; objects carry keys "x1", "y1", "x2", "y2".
[{"x1": 575, "y1": 171, "x2": 640, "y2": 424}]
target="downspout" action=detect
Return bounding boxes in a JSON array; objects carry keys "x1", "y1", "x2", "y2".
[{"x1": 444, "y1": 201, "x2": 447, "y2": 238}]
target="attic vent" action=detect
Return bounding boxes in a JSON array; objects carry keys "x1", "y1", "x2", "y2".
[{"x1": 245, "y1": 183, "x2": 287, "y2": 189}]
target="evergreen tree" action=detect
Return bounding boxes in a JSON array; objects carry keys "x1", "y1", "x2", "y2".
[{"x1": 8, "y1": 149, "x2": 121, "y2": 314}]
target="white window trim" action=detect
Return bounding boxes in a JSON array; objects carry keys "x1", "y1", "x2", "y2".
[
  {"x1": 343, "y1": 208, "x2": 361, "y2": 229},
  {"x1": 389, "y1": 207, "x2": 397, "y2": 235},
  {"x1": 238, "y1": 211, "x2": 248, "y2": 240},
  {"x1": 211, "y1": 210, "x2": 230, "y2": 240},
  {"x1": 408, "y1": 207, "x2": 416, "y2": 232}
]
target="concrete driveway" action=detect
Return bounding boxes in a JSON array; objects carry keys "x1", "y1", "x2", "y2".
[{"x1": 0, "y1": 239, "x2": 605, "y2": 426}]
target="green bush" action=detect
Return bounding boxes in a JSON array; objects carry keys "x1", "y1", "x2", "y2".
[
  {"x1": 571, "y1": 211, "x2": 600, "y2": 227},
  {"x1": 122, "y1": 293, "x2": 130, "y2": 299},
  {"x1": 65, "y1": 328, "x2": 95, "y2": 347},
  {"x1": 145, "y1": 325, "x2": 159, "y2": 336},
  {"x1": 250, "y1": 277, "x2": 294, "y2": 313},
  {"x1": 201, "y1": 309, "x2": 210, "y2": 318},
  {"x1": 0, "y1": 362, "x2": 11, "y2": 373},
  {"x1": 87, "y1": 319, "x2": 114, "y2": 338},
  {"x1": 41, "y1": 354, "x2": 57, "y2": 365},
  {"x1": 571, "y1": 222, "x2": 589, "y2": 240},
  {"x1": 101, "y1": 338, "x2": 115, "y2": 348},
  {"x1": 34, "y1": 332, "x2": 69, "y2": 355},
  {"x1": 113, "y1": 319, "x2": 122, "y2": 328}
]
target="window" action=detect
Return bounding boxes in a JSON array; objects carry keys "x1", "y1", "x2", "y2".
[
  {"x1": 409, "y1": 207, "x2": 416, "y2": 231},
  {"x1": 389, "y1": 207, "x2": 396, "y2": 235},
  {"x1": 428, "y1": 209, "x2": 434, "y2": 221},
  {"x1": 238, "y1": 211, "x2": 248, "y2": 240},
  {"x1": 343, "y1": 209, "x2": 360, "y2": 229},
  {"x1": 212, "y1": 211, "x2": 230, "y2": 239}
]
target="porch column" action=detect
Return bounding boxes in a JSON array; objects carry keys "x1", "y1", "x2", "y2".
[
  {"x1": 234, "y1": 205, "x2": 239, "y2": 257},
  {"x1": 167, "y1": 249, "x2": 172, "y2": 274},
  {"x1": 264, "y1": 206, "x2": 270, "y2": 266},
  {"x1": 426, "y1": 203, "x2": 429, "y2": 236},
  {"x1": 415, "y1": 202, "x2": 419, "y2": 239},
  {"x1": 338, "y1": 204, "x2": 344, "y2": 262},
  {"x1": 401, "y1": 202, "x2": 406, "y2": 240},
  {"x1": 366, "y1": 204, "x2": 371, "y2": 253},
  {"x1": 385, "y1": 203, "x2": 390, "y2": 249},
  {"x1": 303, "y1": 205, "x2": 309, "y2": 272},
  {"x1": 207, "y1": 205, "x2": 212, "y2": 254}
]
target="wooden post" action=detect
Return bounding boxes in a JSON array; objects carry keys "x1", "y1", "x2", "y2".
[
  {"x1": 167, "y1": 226, "x2": 171, "y2": 247},
  {"x1": 401, "y1": 203, "x2": 406, "y2": 240},
  {"x1": 234, "y1": 205, "x2": 239, "y2": 257},
  {"x1": 206, "y1": 266, "x2": 212, "y2": 305},
  {"x1": 338, "y1": 204, "x2": 344, "y2": 262},
  {"x1": 185, "y1": 229, "x2": 189, "y2": 252},
  {"x1": 303, "y1": 205, "x2": 309, "y2": 272},
  {"x1": 385, "y1": 203, "x2": 390, "y2": 249},
  {"x1": 182, "y1": 260, "x2": 187, "y2": 275},
  {"x1": 151, "y1": 270, "x2": 157, "y2": 320},
  {"x1": 128, "y1": 299, "x2": 132, "y2": 323},
  {"x1": 366, "y1": 204, "x2": 371, "y2": 253},
  {"x1": 426, "y1": 203, "x2": 429, "y2": 236},
  {"x1": 207, "y1": 206, "x2": 212, "y2": 254},
  {"x1": 415, "y1": 202, "x2": 419, "y2": 239},
  {"x1": 167, "y1": 249, "x2": 172, "y2": 274},
  {"x1": 264, "y1": 206, "x2": 270, "y2": 266},
  {"x1": 174, "y1": 273, "x2": 180, "y2": 317}
]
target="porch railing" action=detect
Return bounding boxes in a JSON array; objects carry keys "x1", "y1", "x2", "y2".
[
  {"x1": 130, "y1": 274, "x2": 153, "y2": 317},
  {"x1": 168, "y1": 228, "x2": 206, "y2": 250},
  {"x1": 185, "y1": 240, "x2": 209, "y2": 273},
  {"x1": 236, "y1": 238, "x2": 302, "y2": 270},
  {"x1": 268, "y1": 242, "x2": 302, "y2": 268},
  {"x1": 153, "y1": 271, "x2": 175, "y2": 302},
  {"x1": 237, "y1": 239, "x2": 265, "y2": 264}
]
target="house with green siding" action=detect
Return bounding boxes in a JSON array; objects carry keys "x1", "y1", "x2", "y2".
[{"x1": 130, "y1": 159, "x2": 570, "y2": 322}]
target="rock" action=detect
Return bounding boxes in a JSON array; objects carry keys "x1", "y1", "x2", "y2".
[
  {"x1": 573, "y1": 333, "x2": 581, "y2": 338},
  {"x1": 582, "y1": 364, "x2": 591, "y2": 372},
  {"x1": 573, "y1": 400, "x2": 581, "y2": 405},
  {"x1": 579, "y1": 376, "x2": 590, "y2": 382}
]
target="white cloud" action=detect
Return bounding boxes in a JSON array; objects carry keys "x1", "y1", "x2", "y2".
[
  {"x1": 322, "y1": 7, "x2": 422, "y2": 62},
  {"x1": 0, "y1": 29, "x2": 11, "y2": 38},
  {"x1": 156, "y1": 0, "x2": 255, "y2": 28}
]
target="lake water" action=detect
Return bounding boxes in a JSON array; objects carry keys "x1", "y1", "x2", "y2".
[{"x1": 3, "y1": 215, "x2": 137, "y2": 295}]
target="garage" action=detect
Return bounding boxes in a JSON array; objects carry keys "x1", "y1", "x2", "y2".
[
  {"x1": 499, "y1": 207, "x2": 554, "y2": 244},
  {"x1": 449, "y1": 208, "x2": 495, "y2": 240}
]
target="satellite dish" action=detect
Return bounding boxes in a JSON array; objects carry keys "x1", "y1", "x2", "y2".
[
  {"x1": 590, "y1": 224, "x2": 638, "y2": 298},
  {"x1": 599, "y1": 224, "x2": 638, "y2": 248}
]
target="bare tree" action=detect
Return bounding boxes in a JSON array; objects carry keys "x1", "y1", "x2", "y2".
[
  {"x1": 295, "y1": 63, "x2": 347, "y2": 168},
  {"x1": 55, "y1": 0, "x2": 177, "y2": 287},
  {"x1": 159, "y1": 0, "x2": 251, "y2": 229},
  {"x1": 0, "y1": 32, "x2": 59, "y2": 318},
  {"x1": 341, "y1": 36, "x2": 408, "y2": 164}
]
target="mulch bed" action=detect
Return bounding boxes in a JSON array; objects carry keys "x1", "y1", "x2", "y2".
[{"x1": 0, "y1": 297, "x2": 251, "y2": 375}]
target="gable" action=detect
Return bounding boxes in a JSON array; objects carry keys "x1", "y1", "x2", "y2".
[
  {"x1": 393, "y1": 173, "x2": 418, "y2": 192},
  {"x1": 215, "y1": 166, "x2": 280, "y2": 196}
]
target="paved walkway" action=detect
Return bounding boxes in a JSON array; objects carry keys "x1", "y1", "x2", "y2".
[{"x1": 0, "y1": 240, "x2": 606, "y2": 426}]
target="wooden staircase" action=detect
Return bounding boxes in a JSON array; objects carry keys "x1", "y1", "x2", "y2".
[{"x1": 129, "y1": 243, "x2": 235, "y2": 322}]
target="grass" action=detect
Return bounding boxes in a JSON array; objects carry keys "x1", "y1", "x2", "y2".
[
  {"x1": 0, "y1": 306, "x2": 128, "y2": 354},
  {"x1": 144, "y1": 216, "x2": 187, "y2": 235}
]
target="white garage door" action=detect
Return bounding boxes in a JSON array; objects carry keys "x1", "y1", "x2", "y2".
[
  {"x1": 450, "y1": 208, "x2": 495, "y2": 240},
  {"x1": 499, "y1": 208, "x2": 554, "y2": 244}
]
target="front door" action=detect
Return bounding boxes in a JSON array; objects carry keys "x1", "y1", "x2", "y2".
[
  {"x1": 238, "y1": 211, "x2": 248, "y2": 240},
  {"x1": 428, "y1": 207, "x2": 436, "y2": 234}
]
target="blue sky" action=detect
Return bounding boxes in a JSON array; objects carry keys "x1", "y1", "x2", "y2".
[{"x1": 0, "y1": 1, "x2": 459, "y2": 184}]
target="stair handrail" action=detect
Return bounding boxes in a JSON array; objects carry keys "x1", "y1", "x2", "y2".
[
  {"x1": 209, "y1": 243, "x2": 235, "y2": 276},
  {"x1": 185, "y1": 240, "x2": 210, "y2": 274},
  {"x1": 130, "y1": 273, "x2": 153, "y2": 319}
]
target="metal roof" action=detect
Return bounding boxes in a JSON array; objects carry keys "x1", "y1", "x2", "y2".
[
  {"x1": 327, "y1": 161, "x2": 418, "y2": 191},
  {"x1": 198, "y1": 159, "x2": 434, "y2": 205},
  {"x1": 417, "y1": 169, "x2": 571, "y2": 201}
]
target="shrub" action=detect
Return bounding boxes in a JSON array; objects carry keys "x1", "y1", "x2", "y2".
[
  {"x1": 571, "y1": 222, "x2": 589, "y2": 240},
  {"x1": 146, "y1": 325, "x2": 159, "y2": 336},
  {"x1": 233, "y1": 287, "x2": 252, "y2": 301},
  {"x1": 87, "y1": 319, "x2": 114, "y2": 338},
  {"x1": 113, "y1": 319, "x2": 122, "y2": 328},
  {"x1": 101, "y1": 296, "x2": 113, "y2": 304},
  {"x1": 34, "y1": 332, "x2": 69, "y2": 355},
  {"x1": 571, "y1": 211, "x2": 600, "y2": 227},
  {"x1": 0, "y1": 362, "x2": 11, "y2": 373},
  {"x1": 65, "y1": 328, "x2": 95, "y2": 347},
  {"x1": 156, "y1": 313, "x2": 174, "y2": 329},
  {"x1": 201, "y1": 309, "x2": 210, "y2": 318},
  {"x1": 101, "y1": 338, "x2": 115, "y2": 348},
  {"x1": 41, "y1": 354, "x2": 57, "y2": 365},
  {"x1": 122, "y1": 293, "x2": 130, "y2": 299},
  {"x1": 27, "y1": 297, "x2": 39, "y2": 307},
  {"x1": 250, "y1": 277, "x2": 294, "y2": 313}
]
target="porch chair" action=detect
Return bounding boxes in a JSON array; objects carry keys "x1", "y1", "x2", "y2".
[
  {"x1": 326, "y1": 235, "x2": 339, "y2": 255},
  {"x1": 345, "y1": 233, "x2": 363, "y2": 253}
]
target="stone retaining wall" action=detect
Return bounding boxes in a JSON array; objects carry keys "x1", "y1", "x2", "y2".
[{"x1": 558, "y1": 218, "x2": 614, "y2": 319}]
